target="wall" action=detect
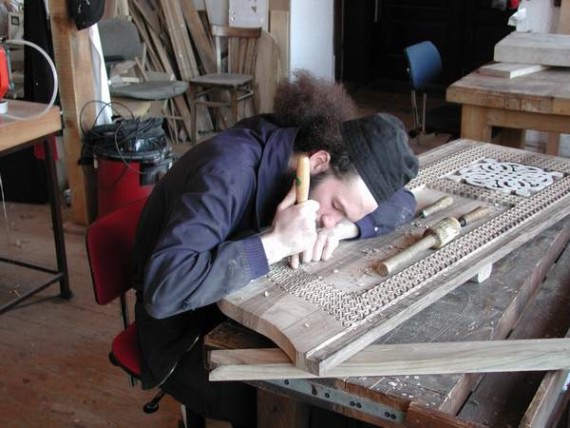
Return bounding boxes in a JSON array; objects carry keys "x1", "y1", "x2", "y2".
[
  {"x1": 290, "y1": 0, "x2": 334, "y2": 81},
  {"x1": 516, "y1": 0, "x2": 557, "y2": 32}
]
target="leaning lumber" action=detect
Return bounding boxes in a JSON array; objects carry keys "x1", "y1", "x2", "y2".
[{"x1": 208, "y1": 338, "x2": 570, "y2": 381}]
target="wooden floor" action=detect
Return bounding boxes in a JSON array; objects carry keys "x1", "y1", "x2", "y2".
[{"x1": 1, "y1": 87, "x2": 568, "y2": 428}]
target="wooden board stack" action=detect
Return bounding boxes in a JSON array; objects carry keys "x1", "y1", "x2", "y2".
[
  {"x1": 494, "y1": 32, "x2": 570, "y2": 68},
  {"x1": 480, "y1": 32, "x2": 570, "y2": 80}
]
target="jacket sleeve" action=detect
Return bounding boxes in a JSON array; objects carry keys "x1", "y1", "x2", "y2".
[
  {"x1": 355, "y1": 187, "x2": 417, "y2": 239},
  {"x1": 142, "y1": 165, "x2": 269, "y2": 319}
]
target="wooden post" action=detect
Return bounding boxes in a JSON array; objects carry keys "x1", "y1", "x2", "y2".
[
  {"x1": 543, "y1": 0, "x2": 570, "y2": 156},
  {"x1": 257, "y1": 389, "x2": 310, "y2": 428},
  {"x1": 559, "y1": 0, "x2": 570, "y2": 34},
  {"x1": 49, "y1": 0, "x2": 98, "y2": 225}
]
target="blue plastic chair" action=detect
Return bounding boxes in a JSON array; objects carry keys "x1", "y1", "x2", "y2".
[{"x1": 404, "y1": 41, "x2": 459, "y2": 142}]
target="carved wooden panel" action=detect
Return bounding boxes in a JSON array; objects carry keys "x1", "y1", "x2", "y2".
[{"x1": 219, "y1": 140, "x2": 570, "y2": 376}]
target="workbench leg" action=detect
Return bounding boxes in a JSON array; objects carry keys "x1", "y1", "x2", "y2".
[
  {"x1": 44, "y1": 137, "x2": 72, "y2": 300},
  {"x1": 496, "y1": 128, "x2": 525, "y2": 148},
  {"x1": 460, "y1": 105, "x2": 492, "y2": 142},
  {"x1": 257, "y1": 389, "x2": 310, "y2": 428},
  {"x1": 546, "y1": 133, "x2": 561, "y2": 156}
]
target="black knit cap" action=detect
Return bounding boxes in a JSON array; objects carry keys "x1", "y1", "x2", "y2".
[{"x1": 341, "y1": 113, "x2": 419, "y2": 204}]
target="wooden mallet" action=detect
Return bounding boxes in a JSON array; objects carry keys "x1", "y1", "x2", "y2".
[{"x1": 376, "y1": 206, "x2": 491, "y2": 276}]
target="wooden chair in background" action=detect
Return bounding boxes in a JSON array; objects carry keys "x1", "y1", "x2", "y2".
[
  {"x1": 403, "y1": 40, "x2": 460, "y2": 144},
  {"x1": 188, "y1": 24, "x2": 262, "y2": 144},
  {"x1": 98, "y1": 18, "x2": 188, "y2": 120}
]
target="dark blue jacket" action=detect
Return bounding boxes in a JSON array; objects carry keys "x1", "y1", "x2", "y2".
[{"x1": 133, "y1": 115, "x2": 415, "y2": 388}]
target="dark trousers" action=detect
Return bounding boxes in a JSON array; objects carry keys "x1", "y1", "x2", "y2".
[{"x1": 162, "y1": 336, "x2": 257, "y2": 428}]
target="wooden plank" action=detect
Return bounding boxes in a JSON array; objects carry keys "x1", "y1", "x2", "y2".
[
  {"x1": 520, "y1": 370, "x2": 570, "y2": 428},
  {"x1": 161, "y1": 0, "x2": 199, "y2": 80},
  {"x1": 0, "y1": 101, "x2": 60, "y2": 152},
  {"x1": 478, "y1": 63, "x2": 547, "y2": 79},
  {"x1": 49, "y1": 0, "x2": 97, "y2": 225},
  {"x1": 494, "y1": 32, "x2": 570, "y2": 67},
  {"x1": 446, "y1": 68, "x2": 570, "y2": 115},
  {"x1": 257, "y1": 389, "x2": 310, "y2": 428},
  {"x1": 561, "y1": 0, "x2": 570, "y2": 34},
  {"x1": 368, "y1": 218, "x2": 570, "y2": 417},
  {"x1": 546, "y1": 132, "x2": 561, "y2": 156},
  {"x1": 406, "y1": 402, "x2": 484, "y2": 428},
  {"x1": 458, "y1": 105, "x2": 570, "y2": 142},
  {"x1": 131, "y1": 0, "x2": 206, "y2": 139},
  {"x1": 458, "y1": 242, "x2": 570, "y2": 426},
  {"x1": 254, "y1": 31, "x2": 281, "y2": 113},
  {"x1": 208, "y1": 338, "x2": 570, "y2": 381},
  {"x1": 180, "y1": 0, "x2": 216, "y2": 74},
  {"x1": 160, "y1": 0, "x2": 212, "y2": 135},
  {"x1": 219, "y1": 140, "x2": 570, "y2": 376},
  {"x1": 269, "y1": 10, "x2": 289, "y2": 79}
]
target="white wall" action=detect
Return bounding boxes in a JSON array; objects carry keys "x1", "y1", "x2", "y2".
[
  {"x1": 290, "y1": 0, "x2": 334, "y2": 81},
  {"x1": 516, "y1": 0, "x2": 557, "y2": 33}
]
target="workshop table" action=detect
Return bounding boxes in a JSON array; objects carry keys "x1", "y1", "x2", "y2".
[
  {"x1": 206, "y1": 218, "x2": 570, "y2": 428},
  {"x1": 0, "y1": 100, "x2": 72, "y2": 313},
  {"x1": 205, "y1": 136, "x2": 570, "y2": 427},
  {"x1": 446, "y1": 67, "x2": 570, "y2": 152}
]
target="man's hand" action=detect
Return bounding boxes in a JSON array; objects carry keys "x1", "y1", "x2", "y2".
[
  {"x1": 261, "y1": 183, "x2": 319, "y2": 265},
  {"x1": 295, "y1": 219, "x2": 359, "y2": 267}
]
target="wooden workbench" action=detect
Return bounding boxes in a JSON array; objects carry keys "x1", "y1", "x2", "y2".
[
  {"x1": 205, "y1": 138, "x2": 570, "y2": 427},
  {"x1": 206, "y1": 216, "x2": 570, "y2": 428},
  {"x1": 0, "y1": 100, "x2": 72, "y2": 313},
  {"x1": 446, "y1": 67, "x2": 570, "y2": 149}
]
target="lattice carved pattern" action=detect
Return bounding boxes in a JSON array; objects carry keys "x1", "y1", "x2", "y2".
[{"x1": 267, "y1": 144, "x2": 570, "y2": 327}]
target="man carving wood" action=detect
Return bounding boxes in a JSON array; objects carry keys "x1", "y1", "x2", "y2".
[{"x1": 132, "y1": 70, "x2": 419, "y2": 427}]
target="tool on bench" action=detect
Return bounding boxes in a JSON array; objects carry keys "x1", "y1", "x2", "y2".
[
  {"x1": 290, "y1": 155, "x2": 310, "y2": 269},
  {"x1": 295, "y1": 155, "x2": 310, "y2": 204},
  {"x1": 420, "y1": 195, "x2": 454, "y2": 218},
  {"x1": 376, "y1": 206, "x2": 491, "y2": 276}
]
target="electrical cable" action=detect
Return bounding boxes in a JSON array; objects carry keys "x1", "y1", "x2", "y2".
[
  {"x1": 2, "y1": 38, "x2": 58, "y2": 121},
  {"x1": 78, "y1": 99, "x2": 170, "y2": 178}
]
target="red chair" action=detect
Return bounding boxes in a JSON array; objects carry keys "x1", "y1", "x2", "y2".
[{"x1": 85, "y1": 197, "x2": 165, "y2": 413}]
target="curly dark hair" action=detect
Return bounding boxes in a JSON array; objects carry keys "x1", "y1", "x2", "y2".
[{"x1": 273, "y1": 70, "x2": 358, "y2": 178}]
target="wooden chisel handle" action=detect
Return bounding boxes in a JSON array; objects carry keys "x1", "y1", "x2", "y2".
[
  {"x1": 458, "y1": 206, "x2": 491, "y2": 227},
  {"x1": 290, "y1": 155, "x2": 310, "y2": 269},
  {"x1": 420, "y1": 196, "x2": 454, "y2": 218},
  {"x1": 376, "y1": 217, "x2": 462, "y2": 276},
  {"x1": 295, "y1": 155, "x2": 310, "y2": 203},
  {"x1": 376, "y1": 234, "x2": 438, "y2": 276}
]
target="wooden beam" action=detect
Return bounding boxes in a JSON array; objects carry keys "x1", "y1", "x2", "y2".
[
  {"x1": 477, "y1": 63, "x2": 547, "y2": 79},
  {"x1": 559, "y1": 0, "x2": 570, "y2": 34},
  {"x1": 180, "y1": 0, "x2": 216, "y2": 74},
  {"x1": 269, "y1": 10, "x2": 289, "y2": 79},
  {"x1": 257, "y1": 389, "x2": 310, "y2": 428},
  {"x1": 519, "y1": 252, "x2": 570, "y2": 428},
  {"x1": 494, "y1": 32, "x2": 570, "y2": 67},
  {"x1": 208, "y1": 338, "x2": 570, "y2": 381},
  {"x1": 49, "y1": 0, "x2": 97, "y2": 224}
]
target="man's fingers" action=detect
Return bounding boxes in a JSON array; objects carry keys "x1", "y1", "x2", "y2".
[
  {"x1": 289, "y1": 254, "x2": 300, "y2": 269},
  {"x1": 311, "y1": 233, "x2": 327, "y2": 262},
  {"x1": 321, "y1": 237, "x2": 339, "y2": 260}
]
